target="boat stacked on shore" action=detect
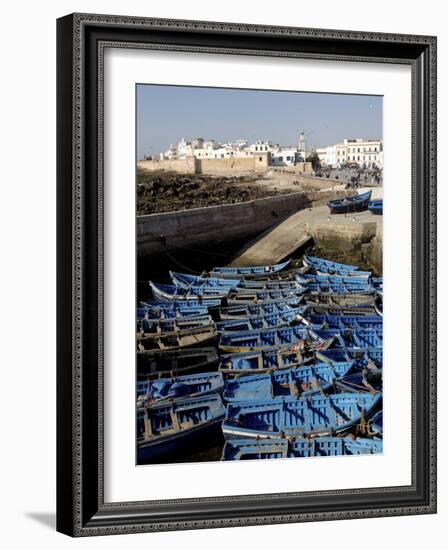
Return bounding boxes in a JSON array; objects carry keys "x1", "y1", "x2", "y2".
[{"x1": 137, "y1": 255, "x2": 383, "y2": 463}]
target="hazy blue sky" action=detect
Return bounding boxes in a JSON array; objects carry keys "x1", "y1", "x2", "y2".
[{"x1": 136, "y1": 84, "x2": 382, "y2": 160}]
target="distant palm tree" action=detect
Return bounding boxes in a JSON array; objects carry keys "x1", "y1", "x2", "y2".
[{"x1": 306, "y1": 152, "x2": 321, "y2": 171}]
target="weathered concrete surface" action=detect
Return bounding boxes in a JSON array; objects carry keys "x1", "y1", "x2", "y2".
[
  {"x1": 138, "y1": 158, "x2": 196, "y2": 174},
  {"x1": 137, "y1": 189, "x2": 354, "y2": 257},
  {"x1": 367, "y1": 222, "x2": 383, "y2": 273},
  {"x1": 269, "y1": 169, "x2": 341, "y2": 187},
  {"x1": 269, "y1": 163, "x2": 313, "y2": 175},
  {"x1": 231, "y1": 195, "x2": 382, "y2": 268},
  {"x1": 138, "y1": 155, "x2": 270, "y2": 175},
  {"x1": 313, "y1": 214, "x2": 378, "y2": 251},
  {"x1": 137, "y1": 192, "x2": 309, "y2": 257}
]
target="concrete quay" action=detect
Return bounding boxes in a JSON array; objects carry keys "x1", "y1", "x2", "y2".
[
  {"x1": 137, "y1": 188, "x2": 352, "y2": 257},
  {"x1": 231, "y1": 187, "x2": 383, "y2": 271}
]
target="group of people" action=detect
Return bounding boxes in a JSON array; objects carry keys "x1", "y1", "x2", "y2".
[{"x1": 344, "y1": 171, "x2": 381, "y2": 189}]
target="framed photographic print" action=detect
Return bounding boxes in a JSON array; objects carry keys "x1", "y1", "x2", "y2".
[{"x1": 56, "y1": 13, "x2": 437, "y2": 536}]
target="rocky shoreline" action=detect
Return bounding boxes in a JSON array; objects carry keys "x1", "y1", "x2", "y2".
[{"x1": 136, "y1": 170, "x2": 293, "y2": 215}]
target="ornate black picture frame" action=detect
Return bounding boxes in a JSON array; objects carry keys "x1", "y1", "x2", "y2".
[{"x1": 56, "y1": 13, "x2": 437, "y2": 536}]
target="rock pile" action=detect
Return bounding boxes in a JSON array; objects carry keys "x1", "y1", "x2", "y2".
[{"x1": 136, "y1": 171, "x2": 289, "y2": 215}]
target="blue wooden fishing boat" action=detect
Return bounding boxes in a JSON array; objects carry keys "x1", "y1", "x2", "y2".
[
  {"x1": 220, "y1": 346, "x2": 309, "y2": 374},
  {"x1": 222, "y1": 438, "x2": 288, "y2": 460},
  {"x1": 209, "y1": 267, "x2": 304, "y2": 281},
  {"x1": 305, "y1": 293, "x2": 377, "y2": 307},
  {"x1": 331, "y1": 368, "x2": 382, "y2": 394},
  {"x1": 303, "y1": 281, "x2": 374, "y2": 294},
  {"x1": 368, "y1": 199, "x2": 383, "y2": 215},
  {"x1": 137, "y1": 371, "x2": 224, "y2": 404},
  {"x1": 171, "y1": 271, "x2": 304, "y2": 292},
  {"x1": 219, "y1": 297, "x2": 303, "y2": 319},
  {"x1": 219, "y1": 325, "x2": 327, "y2": 353},
  {"x1": 316, "y1": 347, "x2": 383, "y2": 369},
  {"x1": 211, "y1": 259, "x2": 291, "y2": 276},
  {"x1": 312, "y1": 329, "x2": 383, "y2": 353},
  {"x1": 327, "y1": 190, "x2": 372, "y2": 214},
  {"x1": 137, "y1": 393, "x2": 226, "y2": 463},
  {"x1": 292, "y1": 436, "x2": 383, "y2": 456},
  {"x1": 310, "y1": 314, "x2": 383, "y2": 331},
  {"x1": 222, "y1": 436, "x2": 383, "y2": 460},
  {"x1": 368, "y1": 410, "x2": 383, "y2": 436},
  {"x1": 306, "y1": 303, "x2": 379, "y2": 316},
  {"x1": 237, "y1": 279, "x2": 304, "y2": 291},
  {"x1": 137, "y1": 314, "x2": 213, "y2": 334},
  {"x1": 339, "y1": 318, "x2": 383, "y2": 331},
  {"x1": 137, "y1": 348, "x2": 218, "y2": 378},
  {"x1": 221, "y1": 392, "x2": 382, "y2": 439},
  {"x1": 362, "y1": 347, "x2": 383, "y2": 368},
  {"x1": 139, "y1": 301, "x2": 210, "y2": 318},
  {"x1": 312, "y1": 320, "x2": 383, "y2": 336},
  {"x1": 374, "y1": 297, "x2": 383, "y2": 317},
  {"x1": 137, "y1": 323, "x2": 217, "y2": 351},
  {"x1": 227, "y1": 287, "x2": 304, "y2": 304},
  {"x1": 219, "y1": 325, "x2": 381, "y2": 354},
  {"x1": 150, "y1": 281, "x2": 228, "y2": 301},
  {"x1": 170, "y1": 271, "x2": 240, "y2": 289},
  {"x1": 298, "y1": 273, "x2": 371, "y2": 285},
  {"x1": 372, "y1": 277, "x2": 383, "y2": 291},
  {"x1": 316, "y1": 328, "x2": 383, "y2": 348},
  {"x1": 222, "y1": 361, "x2": 354, "y2": 402},
  {"x1": 303, "y1": 255, "x2": 371, "y2": 277},
  {"x1": 216, "y1": 308, "x2": 306, "y2": 332}
]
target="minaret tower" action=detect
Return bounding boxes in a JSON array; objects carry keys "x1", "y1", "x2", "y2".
[{"x1": 298, "y1": 131, "x2": 306, "y2": 152}]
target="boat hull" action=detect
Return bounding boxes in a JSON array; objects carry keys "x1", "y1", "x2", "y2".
[
  {"x1": 303, "y1": 255, "x2": 371, "y2": 277},
  {"x1": 137, "y1": 418, "x2": 224, "y2": 463},
  {"x1": 222, "y1": 437, "x2": 383, "y2": 460},
  {"x1": 327, "y1": 190, "x2": 372, "y2": 214},
  {"x1": 368, "y1": 199, "x2": 383, "y2": 215},
  {"x1": 222, "y1": 361, "x2": 354, "y2": 402},
  {"x1": 222, "y1": 393, "x2": 382, "y2": 440},
  {"x1": 137, "y1": 348, "x2": 218, "y2": 378},
  {"x1": 149, "y1": 282, "x2": 224, "y2": 303},
  {"x1": 137, "y1": 394, "x2": 226, "y2": 463},
  {"x1": 137, "y1": 371, "x2": 224, "y2": 402},
  {"x1": 137, "y1": 326, "x2": 218, "y2": 352},
  {"x1": 212, "y1": 259, "x2": 291, "y2": 276}
]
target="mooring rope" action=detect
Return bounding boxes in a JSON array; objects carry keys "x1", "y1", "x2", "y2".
[{"x1": 164, "y1": 251, "x2": 202, "y2": 274}]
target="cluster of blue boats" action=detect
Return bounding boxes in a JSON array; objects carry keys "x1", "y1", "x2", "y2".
[
  {"x1": 136, "y1": 255, "x2": 383, "y2": 463},
  {"x1": 327, "y1": 190, "x2": 383, "y2": 215}
]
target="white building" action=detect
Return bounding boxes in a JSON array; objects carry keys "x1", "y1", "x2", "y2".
[
  {"x1": 157, "y1": 132, "x2": 316, "y2": 167},
  {"x1": 270, "y1": 148, "x2": 303, "y2": 166},
  {"x1": 210, "y1": 144, "x2": 251, "y2": 159},
  {"x1": 336, "y1": 138, "x2": 383, "y2": 169},
  {"x1": 193, "y1": 147, "x2": 217, "y2": 159},
  {"x1": 162, "y1": 137, "x2": 255, "y2": 160},
  {"x1": 177, "y1": 138, "x2": 194, "y2": 159},
  {"x1": 311, "y1": 138, "x2": 383, "y2": 169},
  {"x1": 191, "y1": 137, "x2": 205, "y2": 149},
  {"x1": 232, "y1": 139, "x2": 249, "y2": 149},
  {"x1": 153, "y1": 133, "x2": 382, "y2": 169},
  {"x1": 203, "y1": 139, "x2": 218, "y2": 150},
  {"x1": 316, "y1": 145, "x2": 337, "y2": 167},
  {"x1": 249, "y1": 140, "x2": 273, "y2": 154},
  {"x1": 335, "y1": 142, "x2": 348, "y2": 166}
]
